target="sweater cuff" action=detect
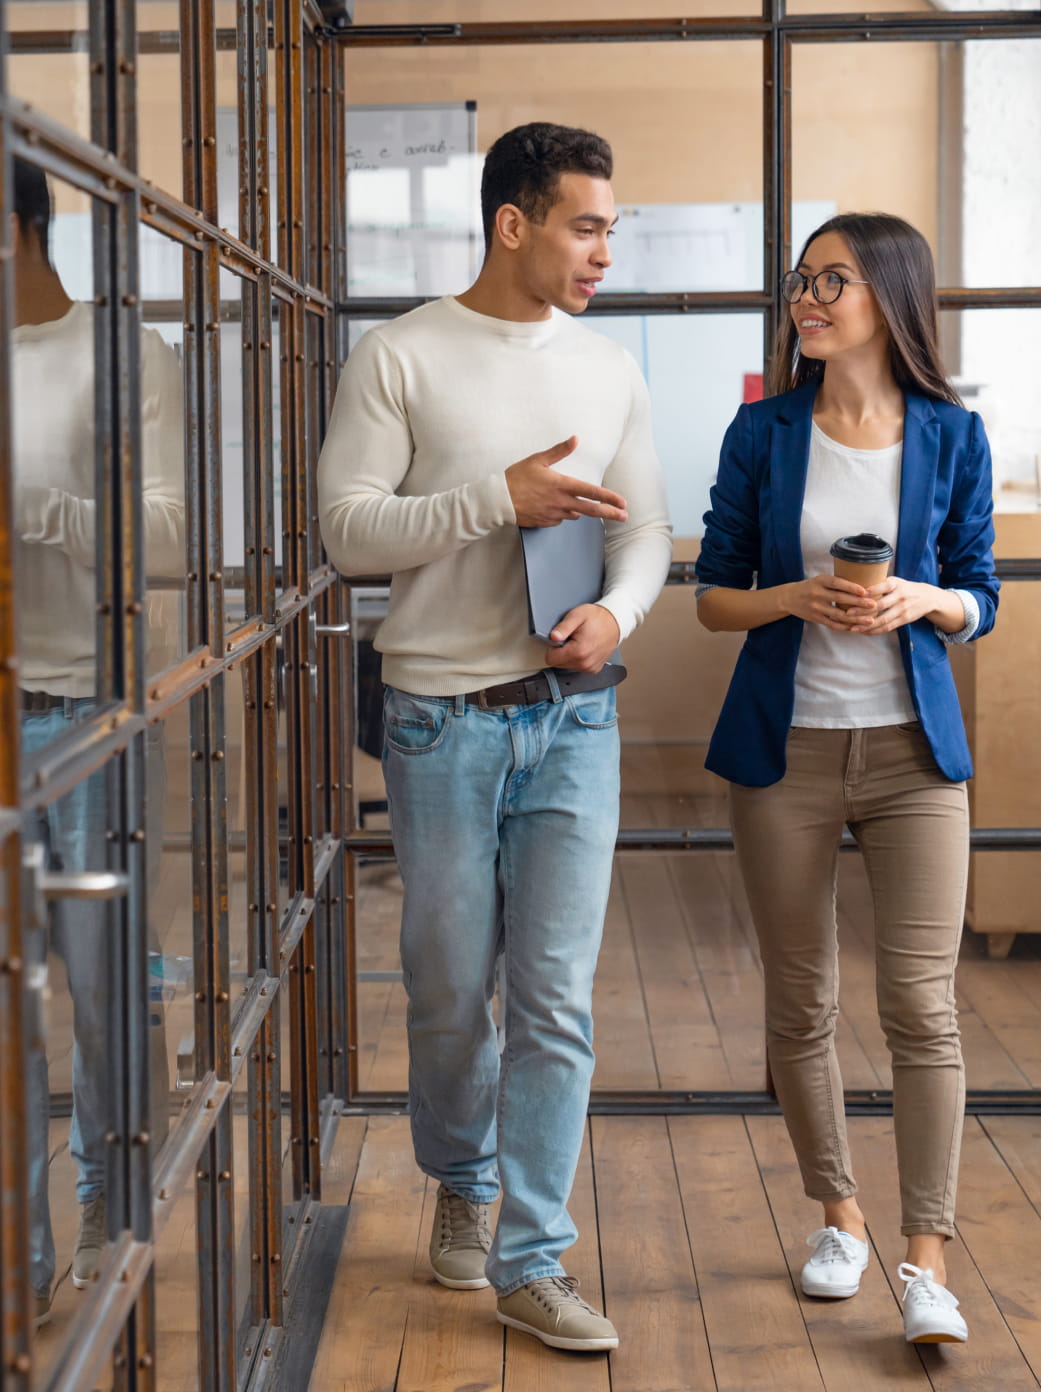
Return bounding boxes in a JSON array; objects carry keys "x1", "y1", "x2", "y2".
[
  {"x1": 480, "y1": 470, "x2": 517, "y2": 528},
  {"x1": 595, "y1": 591, "x2": 636, "y2": 643},
  {"x1": 936, "y1": 589, "x2": 980, "y2": 645}
]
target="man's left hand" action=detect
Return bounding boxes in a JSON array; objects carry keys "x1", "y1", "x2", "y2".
[{"x1": 545, "y1": 604, "x2": 621, "y2": 672}]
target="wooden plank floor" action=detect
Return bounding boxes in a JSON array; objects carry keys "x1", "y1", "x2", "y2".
[
  {"x1": 310, "y1": 1113, "x2": 1041, "y2": 1392},
  {"x1": 356, "y1": 787, "x2": 1041, "y2": 1097}
]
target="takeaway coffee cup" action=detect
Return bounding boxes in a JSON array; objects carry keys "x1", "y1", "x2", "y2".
[{"x1": 830, "y1": 533, "x2": 894, "y2": 609}]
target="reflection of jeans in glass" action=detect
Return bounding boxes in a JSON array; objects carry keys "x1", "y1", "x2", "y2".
[
  {"x1": 22, "y1": 702, "x2": 110, "y2": 1294},
  {"x1": 382, "y1": 683, "x2": 620, "y2": 1295}
]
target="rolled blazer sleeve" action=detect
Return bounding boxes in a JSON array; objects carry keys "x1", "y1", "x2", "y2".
[{"x1": 935, "y1": 409, "x2": 999, "y2": 639}]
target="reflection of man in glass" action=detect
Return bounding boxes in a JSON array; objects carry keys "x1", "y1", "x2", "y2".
[{"x1": 11, "y1": 157, "x2": 185, "y2": 1324}]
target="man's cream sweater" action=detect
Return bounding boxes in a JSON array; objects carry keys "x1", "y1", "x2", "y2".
[{"x1": 318, "y1": 296, "x2": 672, "y2": 695}]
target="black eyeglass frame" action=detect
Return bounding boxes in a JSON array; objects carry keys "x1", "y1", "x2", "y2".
[{"x1": 780, "y1": 269, "x2": 871, "y2": 305}]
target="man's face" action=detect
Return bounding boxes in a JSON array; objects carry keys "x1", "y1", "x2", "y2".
[{"x1": 516, "y1": 172, "x2": 616, "y2": 315}]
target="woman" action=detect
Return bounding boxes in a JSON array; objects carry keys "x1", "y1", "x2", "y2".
[{"x1": 695, "y1": 212, "x2": 998, "y2": 1345}]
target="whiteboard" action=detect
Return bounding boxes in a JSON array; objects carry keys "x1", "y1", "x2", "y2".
[
  {"x1": 608, "y1": 200, "x2": 837, "y2": 293},
  {"x1": 345, "y1": 102, "x2": 481, "y2": 297}
]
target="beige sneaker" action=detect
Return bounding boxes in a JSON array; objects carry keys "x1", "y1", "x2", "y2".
[
  {"x1": 429, "y1": 1183, "x2": 491, "y2": 1289},
  {"x1": 72, "y1": 1195, "x2": 106, "y2": 1289},
  {"x1": 497, "y1": 1275, "x2": 619, "y2": 1351}
]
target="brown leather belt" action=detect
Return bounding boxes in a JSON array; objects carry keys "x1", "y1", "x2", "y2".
[{"x1": 463, "y1": 664, "x2": 626, "y2": 710}]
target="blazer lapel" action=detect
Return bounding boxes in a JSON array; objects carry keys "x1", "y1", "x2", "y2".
[
  {"x1": 769, "y1": 381, "x2": 817, "y2": 580},
  {"x1": 896, "y1": 391, "x2": 939, "y2": 579}
]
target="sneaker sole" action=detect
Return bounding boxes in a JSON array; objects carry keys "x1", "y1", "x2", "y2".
[
  {"x1": 497, "y1": 1311, "x2": 618, "y2": 1352},
  {"x1": 432, "y1": 1270, "x2": 490, "y2": 1290},
  {"x1": 906, "y1": 1328, "x2": 967, "y2": 1344},
  {"x1": 801, "y1": 1278, "x2": 863, "y2": 1299},
  {"x1": 71, "y1": 1273, "x2": 95, "y2": 1291}
]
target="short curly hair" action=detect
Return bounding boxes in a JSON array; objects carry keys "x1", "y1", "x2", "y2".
[{"x1": 480, "y1": 122, "x2": 613, "y2": 250}]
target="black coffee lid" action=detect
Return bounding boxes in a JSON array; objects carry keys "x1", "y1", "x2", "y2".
[{"x1": 830, "y1": 532, "x2": 895, "y2": 564}]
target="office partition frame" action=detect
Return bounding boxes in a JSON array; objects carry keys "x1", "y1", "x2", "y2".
[
  {"x1": 0, "y1": 0, "x2": 349, "y2": 1387},
  {"x1": 332, "y1": 5, "x2": 1041, "y2": 1110}
]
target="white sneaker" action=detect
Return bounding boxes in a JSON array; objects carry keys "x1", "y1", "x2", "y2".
[
  {"x1": 800, "y1": 1226, "x2": 870, "y2": 1298},
  {"x1": 899, "y1": 1263, "x2": 968, "y2": 1343}
]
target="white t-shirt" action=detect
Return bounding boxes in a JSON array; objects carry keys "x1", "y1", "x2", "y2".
[
  {"x1": 791, "y1": 423, "x2": 918, "y2": 728},
  {"x1": 317, "y1": 296, "x2": 673, "y2": 696},
  {"x1": 13, "y1": 301, "x2": 186, "y2": 695}
]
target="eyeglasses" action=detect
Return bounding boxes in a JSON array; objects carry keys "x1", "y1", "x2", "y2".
[{"x1": 780, "y1": 270, "x2": 870, "y2": 305}]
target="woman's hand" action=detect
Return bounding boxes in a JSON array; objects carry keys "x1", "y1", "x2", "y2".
[
  {"x1": 850, "y1": 577, "x2": 963, "y2": 635},
  {"x1": 782, "y1": 574, "x2": 876, "y2": 631}
]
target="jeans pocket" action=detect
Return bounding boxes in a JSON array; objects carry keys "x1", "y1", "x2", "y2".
[
  {"x1": 383, "y1": 689, "x2": 451, "y2": 755},
  {"x1": 564, "y1": 687, "x2": 618, "y2": 730}
]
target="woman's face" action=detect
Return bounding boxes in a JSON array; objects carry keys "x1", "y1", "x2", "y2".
[{"x1": 789, "y1": 231, "x2": 888, "y2": 367}]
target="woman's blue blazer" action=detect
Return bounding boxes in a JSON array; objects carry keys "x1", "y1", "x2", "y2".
[{"x1": 695, "y1": 381, "x2": 999, "y2": 788}]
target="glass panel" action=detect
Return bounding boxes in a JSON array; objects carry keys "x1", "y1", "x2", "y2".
[
  {"x1": 276, "y1": 643, "x2": 292, "y2": 921},
  {"x1": 351, "y1": 591, "x2": 390, "y2": 832},
  {"x1": 352, "y1": 0, "x2": 760, "y2": 20},
  {"x1": 793, "y1": 38, "x2": 1041, "y2": 289},
  {"x1": 280, "y1": 973, "x2": 299, "y2": 1228},
  {"x1": 343, "y1": 42, "x2": 764, "y2": 295},
  {"x1": 137, "y1": 3, "x2": 183, "y2": 203},
  {"x1": 354, "y1": 855, "x2": 406, "y2": 1093},
  {"x1": 154, "y1": 1178, "x2": 201, "y2": 1387},
  {"x1": 216, "y1": 48, "x2": 241, "y2": 239},
  {"x1": 232, "y1": 1062, "x2": 254, "y2": 1360},
  {"x1": 946, "y1": 307, "x2": 1041, "y2": 499},
  {"x1": 23, "y1": 758, "x2": 120, "y2": 1356},
  {"x1": 150, "y1": 701, "x2": 199, "y2": 1143},
  {"x1": 792, "y1": 43, "x2": 943, "y2": 267},
  {"x1": 222, "y1": 270, "x2": 251, "y2": 632},
  {"x1": 12, "y1": 169, "x2": 104, "y2": 742},
  {"x1": 141, "y1": 231, "x2": 190, "y2": 677},
  {"x1": 274, "y1": 299, "x2": 288, "y2": 593},
  {"x1": 7, "y1": 4, "x2": 91, "y2": 143},
  {"x1": 961, "y1": 39, "x2": 1041, "y2": 290},
  {"x1": 305, "y1": 311, "x2": 325, "y2": 577},
  {"x1": 227, "y1": 670, "x2": 256, "y2": 1019}
]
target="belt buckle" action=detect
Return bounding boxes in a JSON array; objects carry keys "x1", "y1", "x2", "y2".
[{"x1": 476, "y1": 687, "x2": 492, "y2": 710}]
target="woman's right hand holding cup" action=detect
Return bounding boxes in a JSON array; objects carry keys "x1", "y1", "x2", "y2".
[{"x1": 782, "y1": 574, "x2": 877, "y2": 630}]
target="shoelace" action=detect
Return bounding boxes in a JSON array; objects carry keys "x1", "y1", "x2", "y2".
[
  {"x1": 898, "y1": 1263, "x2": 958, "y2": 1309},
  {"x1": 439, "y1": 1190, "x2": 491, "y2": 1250},
  {"x1": 534, "y1": 1275, "x2": 596, "y2": 1315},
  {"x1": 805, "y1": 1226, "x2": 863, "y2": 1265}
]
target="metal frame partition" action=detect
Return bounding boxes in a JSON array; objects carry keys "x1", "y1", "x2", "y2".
[
  {"x1": 0, "y1": 0, "x2": 353, "y2": 1386},
  {"x1": 333, "y1": 9, "x2": 1041, "y2": 1119}
]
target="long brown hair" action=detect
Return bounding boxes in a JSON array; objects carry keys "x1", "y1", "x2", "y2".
[{"x1": 766, "y1": 212, "x2": 962, "y2": 406}]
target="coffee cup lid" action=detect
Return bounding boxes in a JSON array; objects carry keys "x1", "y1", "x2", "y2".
[{"x1": 830, "y1": 533, "x2": 895, "y2": 564}]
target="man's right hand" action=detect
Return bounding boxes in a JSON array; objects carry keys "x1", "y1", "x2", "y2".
[{"x1": 506, "y1": 436, "x2": 628, "y2": 527}]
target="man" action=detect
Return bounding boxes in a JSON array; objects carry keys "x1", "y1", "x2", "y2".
[
  {"x1": 12, "y1": 157, "x2": 184, "y2": 1324},
  {"x1": 318, "y1": 122, "x2": 671, "y2": 1352}
]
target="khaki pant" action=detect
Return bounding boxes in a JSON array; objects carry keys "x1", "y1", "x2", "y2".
[{"x1": 729, "y1": 723, "x2": 968, "y2": 1237}]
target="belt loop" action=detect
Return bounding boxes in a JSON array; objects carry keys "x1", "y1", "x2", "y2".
[
  {"x1": 544, "y1": 669, "x2": 562, "y2": 703},
  {"x1": 454, "y1": 693, "x2": 466, "y2": 717},
  {"x1": 63, "y1": 696, "x2": 74, "y2": 720}
]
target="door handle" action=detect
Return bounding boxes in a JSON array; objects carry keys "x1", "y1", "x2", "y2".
[
  {"x1": 315, "y1": 622, "x2": 351, "y2": 636},
  {"x1": 22, "y1": 841, "x2": 129, "y2": 922}
]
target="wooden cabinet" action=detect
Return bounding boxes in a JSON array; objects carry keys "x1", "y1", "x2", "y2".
[{"x1": 950, "y1": 512, "x2": 1041, "y2": 958}]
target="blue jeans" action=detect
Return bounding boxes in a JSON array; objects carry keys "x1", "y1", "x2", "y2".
[
  {"x1": 22, "y1": 703, "x2": 110, "y2": 1294},
  {"x1": 382, "y1": 681, "x2": 620, "y2": 1295}
]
